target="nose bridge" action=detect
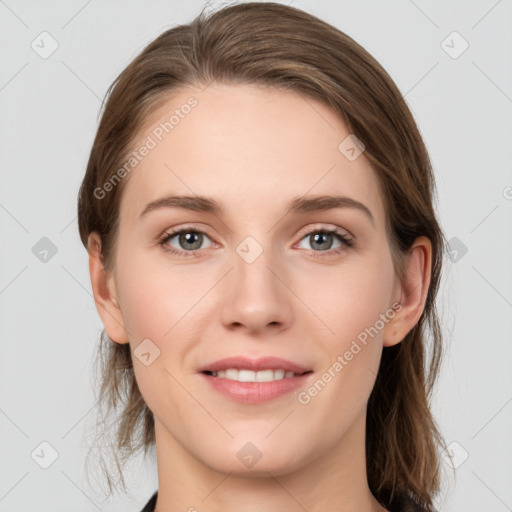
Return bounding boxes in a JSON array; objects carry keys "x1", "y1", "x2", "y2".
[{"x1": 220, "y1": 233, "x2": 292, "y2": 331}]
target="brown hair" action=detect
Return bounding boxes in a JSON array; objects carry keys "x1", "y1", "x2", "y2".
[{"x1": 77, "y1": 2, "x2": 450, "y2": 510}]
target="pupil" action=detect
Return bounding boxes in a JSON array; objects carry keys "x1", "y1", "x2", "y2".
[
  {"x1": 312, "y1": 232, "x2": 332, "y2": 251},
  {"x1": 181, "y1": 232, "x2": 202, "y2": 250}
]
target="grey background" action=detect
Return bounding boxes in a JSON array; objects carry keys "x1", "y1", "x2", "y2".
[{"x1": 0, "y1": 0, "x2": 511, "y2": 511}]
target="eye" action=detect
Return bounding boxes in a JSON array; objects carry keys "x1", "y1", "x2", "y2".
[
  {"x1": 159, "y1": 227, "x2": 213, "y2": 257},
  {"x1": 158, "y1": 225, "x2": 354, "y2": 258},
  {"x1": 295, "y1": 226, "x2": 354, "y2": 257}
]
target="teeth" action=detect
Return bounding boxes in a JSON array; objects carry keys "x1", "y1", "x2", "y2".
[{"x1": 210, "y1": 369, "x2": 298, "y2": 382}]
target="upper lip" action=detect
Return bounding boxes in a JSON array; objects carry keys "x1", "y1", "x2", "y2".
[{"x1": 197, "y1": 356, "x2": 312, "y2": 374}]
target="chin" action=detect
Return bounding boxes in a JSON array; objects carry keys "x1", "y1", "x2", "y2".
[
  {"x1": 197, "y1": 440, "x2": 309, "y2": 478},
  {"x1": 206, "y1": 457, "x2": 302, "y2": 478}
]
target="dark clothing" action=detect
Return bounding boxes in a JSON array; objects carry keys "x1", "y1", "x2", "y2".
[
  {"x1": 390, "y1": 492, "x2": 434, "y2": 512},
  {"x1": 140, "y1": 490, "x2": 432, "y2": 511},
  {"x1": 140, "y1": 491, "x2": 157, "y2": 512}
]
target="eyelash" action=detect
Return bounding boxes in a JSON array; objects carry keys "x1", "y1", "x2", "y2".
[{"x1": 158, "y1": 225, "x2": 354, "y2": 259}]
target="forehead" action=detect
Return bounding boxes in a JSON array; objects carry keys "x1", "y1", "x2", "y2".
[{"x1": 119, "y1": 83, "x2": 385, "y2": 227}]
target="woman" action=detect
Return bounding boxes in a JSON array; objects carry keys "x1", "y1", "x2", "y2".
[{"x1": 77, "y1": 3, "x2": 450, "y2": 511}]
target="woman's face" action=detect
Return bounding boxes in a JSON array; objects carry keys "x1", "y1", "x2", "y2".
[{"x1": 98, "y1": 83, "x2": 406, "y2": 476}]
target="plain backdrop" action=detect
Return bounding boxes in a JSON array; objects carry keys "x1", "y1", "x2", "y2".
[{"x1": 0, "y1": 1, "x2": 511, "y2": 511}]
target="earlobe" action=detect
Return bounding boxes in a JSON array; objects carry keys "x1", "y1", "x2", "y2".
[
  {"x1": 383, "y1": 236, "x2": 432, "y2": 347},
  {"x1": 87, "y1": 232, "x2": 129, "y2": 344}
]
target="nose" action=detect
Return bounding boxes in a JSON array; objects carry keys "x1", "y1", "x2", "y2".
[{"x1": 220, "y1": 245, "x2": 293, "y2": 335}]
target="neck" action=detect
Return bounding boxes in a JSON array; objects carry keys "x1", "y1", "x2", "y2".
[{"x1": 152, "y1": 408, "x2": 388, "y2": 512}]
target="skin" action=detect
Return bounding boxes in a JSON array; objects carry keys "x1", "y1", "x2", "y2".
[{"x1": 88, "y1": 83, "x2": 431, "y2": 512}]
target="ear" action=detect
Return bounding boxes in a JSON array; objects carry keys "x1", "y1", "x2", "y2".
[
  {"x1": 383, "y1": 236, "x2": 432, "y2": 347},
  {"x1": 87, "y1": 232, "x2": 129, "y2": 344}
]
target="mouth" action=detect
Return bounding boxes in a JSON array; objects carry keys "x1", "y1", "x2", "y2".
[
  {"x1": 202, "y1": 369, "x2": 313, "y2": 382},
  {"x1": 199, "y1": 368, "x2": 314, "y2": 404},
  {"x1": 197, "y1": 356, "x2": 314, "y2": 403}
]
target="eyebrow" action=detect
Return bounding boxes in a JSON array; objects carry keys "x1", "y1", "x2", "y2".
[{"x1": 139, "y1": 194, "x2": 375, "y2": 226}]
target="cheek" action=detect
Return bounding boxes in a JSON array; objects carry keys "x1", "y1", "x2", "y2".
[
  {"x1": 296, "y1": 260, "x2": 394, "y2": 427},
  {"x1": 114, "y1": 249, "x2": 199, "y2": 416},
  {"x1": 304, "y1": 255, "x2": 394, "y2": 346},
  {"x1": 114, "y1": 247, "x2": 203, "y2": 341}
]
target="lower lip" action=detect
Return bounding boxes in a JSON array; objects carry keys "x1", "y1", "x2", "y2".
[{"x1": 199, "y1": 372, "x2": 313, "y2": 404}]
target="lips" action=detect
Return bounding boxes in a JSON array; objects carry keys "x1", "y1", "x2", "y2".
[{"x1": 197, "y1": 355, "x2": 312, "y2": 375}]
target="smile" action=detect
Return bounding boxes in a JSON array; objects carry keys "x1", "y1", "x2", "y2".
[
  {"x1": 200, "y1": 370, "x2": 313, "y2": 404},
  {"x1": 203, "y1": 368, "x2": 307, "y2": 382}
]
